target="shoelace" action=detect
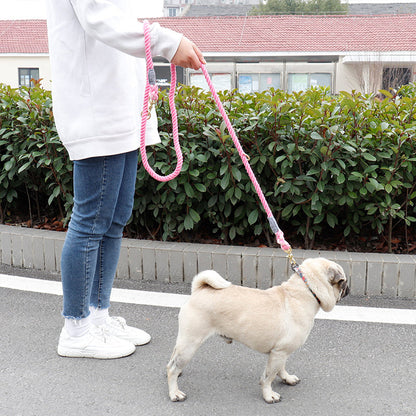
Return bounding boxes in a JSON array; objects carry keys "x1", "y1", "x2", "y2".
[
  {"x1": 92, "y1": 317, "x2": 128, "y2": 341},
  {"x1": 108, "y1": 316, "x2": 127, "y2": 329},
  {"x1": 91, "y1": 325, "x2": 111, "y2": 343}
]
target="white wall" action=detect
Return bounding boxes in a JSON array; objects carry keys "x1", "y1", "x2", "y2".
[
  {"x1": 336, "y1": 60, "x2": 376, "y2": 93},
  {"x1": 0, "y1": 55, "x2": 52, "y2": 89}
]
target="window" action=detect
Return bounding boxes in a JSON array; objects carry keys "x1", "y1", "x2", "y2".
[
  {"x1": 238, "y1": 73, "x2": 280, "y2": 93},
  {"x1": 190, "y1": 72, "x2": 232, "y2": 91},
  {"x1": 288, "y1": 73, "x2": 331, "y2": 93},
  {"x1": 19, "y1": 68, "x2": 39, "y2": 88},
  {"x1": 168, "y1": 7, "x2": 177, "y2": 16},
  {"x1": 288, "y1": 74, "x2": 308, "y2": 93},
  {"x1": 310, "y1": 73, "x2": 331, "y2": 88}
]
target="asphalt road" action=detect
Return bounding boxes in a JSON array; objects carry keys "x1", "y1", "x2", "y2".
[{"x1": 1, "y1": 264, "x2": 415, "y2": 416}]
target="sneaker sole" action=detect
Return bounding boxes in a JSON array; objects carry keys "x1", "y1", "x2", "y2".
[
  {"x1": 120, "y1": 335, "x2": 151, "y2": 346},
  {"x1": 57, "y1": 345, "x2": 136, "y2": 359}
]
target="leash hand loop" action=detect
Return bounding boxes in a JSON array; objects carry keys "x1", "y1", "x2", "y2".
[{"x1": 140, "y1": 20, "x2": 183, "y2": 182}]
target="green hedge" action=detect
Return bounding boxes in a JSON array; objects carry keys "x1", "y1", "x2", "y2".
[
  {"x1": 0, "y1": 84, "x2": 73, "y2": 224},
  {"x1": 1, "y1": 83, "x2": 416, "y2": 251}
]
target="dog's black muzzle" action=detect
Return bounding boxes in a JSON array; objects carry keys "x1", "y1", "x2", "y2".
[{"x1": 341, "y1": 281, "x2": 350, "y2": 299}]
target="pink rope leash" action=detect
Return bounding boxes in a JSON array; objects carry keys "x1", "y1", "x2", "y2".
[
  {"x1": 140, "y1": 21, "x2": 183, "y2": 182},
  {"x1": 140, "y1": 21, "x2": 291, "y2": 252},
  {"x1": 199, "y1": 64, "x2": 291, "y2": 252}
]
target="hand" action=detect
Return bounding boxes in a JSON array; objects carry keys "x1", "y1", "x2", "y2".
[{"x1": 171, "y1": 36, "x2": 206, "y2": 70}]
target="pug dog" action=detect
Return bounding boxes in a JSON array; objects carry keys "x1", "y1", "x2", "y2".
[{"x1": 167, "y1": 257, "x2": 349, "y2": 404}]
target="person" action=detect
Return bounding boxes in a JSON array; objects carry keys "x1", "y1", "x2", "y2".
[{"x1": 45, "y1": 0, "x2": 205, "y2": 359}]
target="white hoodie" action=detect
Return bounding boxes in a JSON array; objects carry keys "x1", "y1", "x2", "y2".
[{"x1": 46, "y1": 0, "x2": 182, "y2": 160}]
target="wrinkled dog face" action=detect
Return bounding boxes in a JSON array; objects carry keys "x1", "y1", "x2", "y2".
[{"x1": 301, "y1": 258, "x2": 350, "y2": 305}]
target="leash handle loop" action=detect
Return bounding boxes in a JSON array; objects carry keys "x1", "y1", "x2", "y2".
[{"x1": 140, "y1": 20, "x2": 183, "y2": 182}]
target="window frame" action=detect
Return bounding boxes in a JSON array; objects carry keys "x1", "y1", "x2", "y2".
[
  {"x1": 237, "y1": 72, "x2": 281, "y2": 93},
  {"x1": 287, "y1": 72, "x2": 332, "y2": 93},
  {"x1": 18, "y1": 68, "x2": 40, "y2": 88}
]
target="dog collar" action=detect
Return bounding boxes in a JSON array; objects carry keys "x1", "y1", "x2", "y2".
[{"x1": 291, "y1": 263, "x2": 321, "y2": 305}]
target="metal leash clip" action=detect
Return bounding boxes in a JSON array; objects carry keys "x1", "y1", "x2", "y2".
[
  {"x1": 284, "y1": 247, "x2": 299, "y2": 272},
  {"x1": 147, "y1": 98, "x2": 156, "y2": 120},
  {"x1": 146, "y1": 68, "x2": 158, "y2": 120}
]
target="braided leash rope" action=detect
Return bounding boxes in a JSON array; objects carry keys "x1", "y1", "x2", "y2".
[
  {"x1": 140, "y1": 21, "x2": 183, "y2": 182},
  {"x1": 199, "y1": 65, "x2": 291, "y2": 252},
  {"x1": 140, "y1": 22, "x2": 320, "y2": 303},
  {"x1": 198, "y1": 66, "x2": 320, "y2": 302}
]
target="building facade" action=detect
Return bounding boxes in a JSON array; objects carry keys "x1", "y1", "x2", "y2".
[
  {"x1": 1, "y1": 15, "x2": 416, "y2": 95},
  {"x1": 164, "y1": 0, "x2": 260, "y2": 16}
]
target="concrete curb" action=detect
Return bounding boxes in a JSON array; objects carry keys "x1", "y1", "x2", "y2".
[{"x1": 1, "y1": 224, "x2": 415, "y2": 299}]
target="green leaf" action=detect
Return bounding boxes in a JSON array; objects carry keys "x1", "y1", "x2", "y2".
[
  {"x1": 194, "y1": 183, "x2": 206, "y2": 193},
  {"x1": 208, "y1": 195, "x2": 218, "y2": 207},
  {"x1": 336, "y1": 173, "x2": 345, "y2": 184},
  {"x1": 183, "y1": 214, "x2": 194, "y2": 230},
  {"x1": 184, "y1": 183, "x2": 194, "y2": 198},
  {"x1": 248, "y1": 209, "x2": 258, "y2": 225},
  {"x1": 231, "y1": 166, "x2": 242, "y2": 182},
  {"x1": 189, "y1": 209, "x2": 200, "y2": 223},
  {"x1": 176, "y1": 193, "x2": 186, "y2": 205},
  {"x1": 168, "y1": 179, "x2": 178, "y2": 190},
  {"x1": 310, "y1": 131, "x2": 324, "y2": 140},
  {"x1": 380, "y1": 122, "x2": 389, "y2": 131},
  {"x1": 47, "y1": 186, "x2": 61, "y2": 205},
  {"x1": 362, "y1": 153, "x2": 377, "y2": 162},
  {"x1": 225, "y1": 187, "x2": 234, "y2": 201},
  {"x1": 327, "y1": 212, "x2": 337, "y2": 228},
  {"x1": 196, "y1": 154, "x2": 208, "y2": 163},
  {"x1": 306, "y1": 166, "x2": 321, "y2": 176},
  {"x1": 4, "y1": 160, "x2": 14, "y2": 171},
  {"x1": 379, "y1": 89, "x2": 393, "y2": 98},
  {"x1": 17, "y1": 161, "x2": 32, "y2": 174},
  {"x1": 281, "y1": 204, "x2": 294, "y2": 218},
  {"x1": 220, "y1": 173, "x2": 230, "y2": 190}
]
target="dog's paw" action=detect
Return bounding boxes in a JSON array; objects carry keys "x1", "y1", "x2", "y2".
[
  {"x1": 263, "y1": 391, "x2": 281, "y2": 404},
  {"x1": 283, "y1": 374, "x2": 300, "y2": 386},
  {"x1": 169, "y1": 390, "x2": 187, "y2": 402}
]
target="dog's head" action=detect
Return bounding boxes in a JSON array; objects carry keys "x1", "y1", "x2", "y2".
[
  {"x1": 329, "y1": 262, "x2": 350, "y2": 301},
  {"x1": 299, "y1": 258, "x2": 349, "y2": 312}
]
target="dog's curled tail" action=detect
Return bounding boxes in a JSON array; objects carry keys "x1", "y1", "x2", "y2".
[{"x1": 191, "y1": 270, "x2": 232, "y2": 293}]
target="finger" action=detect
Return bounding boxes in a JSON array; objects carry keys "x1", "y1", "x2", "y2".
[
  {"x1": 193, "y1": 44, "x2": 206, "y2": 65},
  {"x1": 189, "y1": 51, "x2": 201, "y2": 70},
  {"x1": 191, "y1": 55, "x2": 201, "y2": 70}
]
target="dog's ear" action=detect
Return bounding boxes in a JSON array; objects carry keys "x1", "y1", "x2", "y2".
[{"x1": 329, "y1": 264, "x2": 346, "y2": 285}]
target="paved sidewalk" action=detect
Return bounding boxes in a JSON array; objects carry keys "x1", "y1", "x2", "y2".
[
  {"x1": 1, "y1": 265, "x2": 416, "y2": 416},
  {"x1": 1, "y1": 224, "x2": 415, "y2": 298}
]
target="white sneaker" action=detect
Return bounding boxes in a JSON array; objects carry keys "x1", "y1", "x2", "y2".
[
  {"x1": 57, "y1": 326, "x2": 136, "y2": 359},
  {"x1": 102, "y1": 316, "x2": 151, "y2": 346}
]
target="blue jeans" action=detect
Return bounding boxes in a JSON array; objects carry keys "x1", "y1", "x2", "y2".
[{"x1": 61, "y1": 151, "x2": 138, "y2": 319}]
